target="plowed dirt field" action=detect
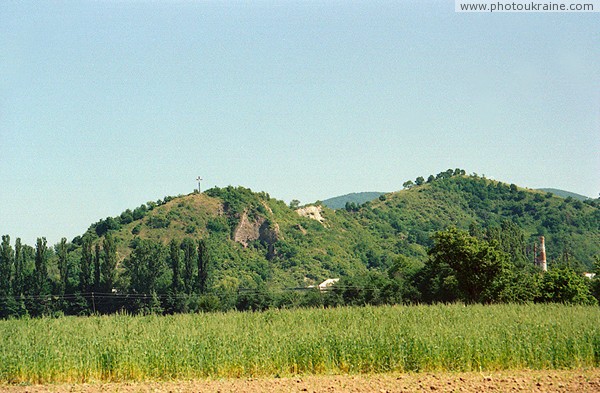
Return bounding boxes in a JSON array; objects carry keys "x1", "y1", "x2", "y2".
[{"x1": 2, "y1": 369, "x2": 599, "y2": 393}]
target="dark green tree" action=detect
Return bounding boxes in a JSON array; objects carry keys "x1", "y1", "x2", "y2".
[
  {"x1": 197, "y1": 239, "x2": 211, "y2": 294},
  {"x1": 169, "y1": 239, "x2": 182, "y2": 293},
  {"x1": 27, "y1": 237, "x2": 51, "y2": 316},
  {"x1": 102, "y1": 233, "x2": 117, "y2": 292},
  {"x1": 181, "y1": 238, "x2": 197, "y2": 294},
  {"x1": 0, "y1": 235, "x2": 15, "y2": 318},
  {"x1": 485, "y1": 220, "x2": 529, "y2": 267},
  {"x1": 428, "y1": 228, "x2": 509, "y2": 303},
  {"x1": 80, "y1": 235, "x2": 93, "y2": 293},
  {"x1": 165, "y1": 239, "x2": 186, "y2": 313},
  {"x1": 13, "y1": 238, "x2": 23, "y2": 296},
  {"x1": 125, "y1": 239, "x2": 166, "y2": 294},
  {"x1": 415, "y1": 176, "x2": 425, "y2": 186},
  {"x1": 345, "y1": 201, "x2": 359, "y2": 212},
  {"x1": 94, "y1": 242, "x2": 101, "y2": 291},
  {"x1": 34, "y1": 237, "x2": 49, "y2": 295},
  {"x1": 56, "y1": 237, "x2": 68, "y2": 295},
  {"x1": 0, "y1": 235, "x2": 13, "y2": 297},
  {"x1": 538, "y1": 267, "x2": 597, "y2": 305}
]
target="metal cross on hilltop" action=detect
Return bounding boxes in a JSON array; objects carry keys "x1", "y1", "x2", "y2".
[{"x1": 196, "y1": 176, "x2": 203, "y2": 193}]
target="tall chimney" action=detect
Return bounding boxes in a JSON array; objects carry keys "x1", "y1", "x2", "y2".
[{"x1": 539, "y1": 236, "x2": 547, "y2": 271}]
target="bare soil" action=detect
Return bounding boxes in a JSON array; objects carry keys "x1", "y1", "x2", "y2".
[{"x1": 2, "y1": 369, "x2": 599, "y2": 393}]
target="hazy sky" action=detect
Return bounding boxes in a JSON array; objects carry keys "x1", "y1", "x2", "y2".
[{"x1": 1, "y1": 1, "x2": 599, "y2": 245}]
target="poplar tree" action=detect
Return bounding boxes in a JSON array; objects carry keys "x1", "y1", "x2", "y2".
[
  {"x1": 197, "y1": 239, "x2": 211, "y2": 294},
  {"x1": 34, "y1": 237, "x2": 49, "y2": 296},
  {"x1": 80, "y1": 235, "x2": 93, "y2": 293},
  {"x1": 0, "y1": 235, "x2": 14, "y2": 318},
  {"x1": 169, "y1": 239, "x2": 182, "y2": 293},
  {"x1": 125, "y1": 239, "x2": 165, "y2": 294},
  {"x1": 181, "y1": 238, "x2": 197, "y2": 294},
  {"x1": 0, "y1": 235, "x2": 13, "y2": 296},
  {"x1": 94, "y1": 243, "x2": 101, "y2": 291},
  {"x1": 102, "y1": 233, "x2": 117, "y2": 292},
  {"x1": 13, "y1": 238, "x2": 23, "y2": 296},
  {"x1": 56, "y1": 237, "x2": 68, "y2": 295}
]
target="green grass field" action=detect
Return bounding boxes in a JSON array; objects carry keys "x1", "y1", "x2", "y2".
[{"x1": 1, "y1": 304, "x2": 599, "y2": 384}]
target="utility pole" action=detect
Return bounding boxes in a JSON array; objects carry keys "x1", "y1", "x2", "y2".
[{"x1": 196, "y1": 176, "x2": 203, "y2": 193}]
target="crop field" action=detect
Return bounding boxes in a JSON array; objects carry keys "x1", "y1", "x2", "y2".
[{"x1": 1, "y1": 304, "x2": 600, "y2": 384}]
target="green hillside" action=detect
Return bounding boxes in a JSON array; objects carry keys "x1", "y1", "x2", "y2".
[
  {"x1": 86, "y1": 172, "x2": 600, "y2": 280},
  {"x1": 83, "y1": 187, "x2": 376, "y2": 290},
  {"x1": 2, "y1": 170, "x2": 599, "y2": 317},
  {"x1": 357, "y1": 176, "x2": 600, "y2": 270},
  {"x1": 82, "y1": 172, "x2": 600, "y2": 290}
]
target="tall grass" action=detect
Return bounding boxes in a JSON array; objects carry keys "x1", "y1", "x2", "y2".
[{"x1": 1, "y1": 304, "x2": 599, "y2": 383}]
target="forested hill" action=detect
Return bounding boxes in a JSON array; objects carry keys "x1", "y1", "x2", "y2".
[
  {"x1": 1, "y1": 170, "x2": 600, "y2": 316},
  {"x1": 537, "y1": 188, "x2": 591, "y2": 201},
  {"x1": 321, "y1": 192, "x2": 385, "y2": 209},
  {"x1": 357, "y1": 174, "x2": 600, "y2": 268},
  {"x1": 63, "y1": 170, "x2": 600, "y2": 284}
]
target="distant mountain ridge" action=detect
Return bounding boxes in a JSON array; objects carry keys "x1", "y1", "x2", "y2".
[
  {"x1": 537, "y1": 188, "x2": 590, "y2": 201},
  {"x1": 321, "y1": 192, "x2": 385, "y2": 209},
  {"x1": 322, "y1": 188, "x2": 591, "y2": 209}
]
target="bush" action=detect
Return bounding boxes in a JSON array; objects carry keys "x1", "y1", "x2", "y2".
[
  {"x1": 537, "y1": 268, "x2": 597, "y2": 305},
  {"x1": 146, "y1": 216, "x2": 170, "y2": 229}
]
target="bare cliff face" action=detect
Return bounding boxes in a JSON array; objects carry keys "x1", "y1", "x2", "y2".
[
  {"x1": 295, "y1": 205, "x2": 326, "y2": 224},
  {"x1": 233, "y1": 210, "x2": 281, "y2": 248}
]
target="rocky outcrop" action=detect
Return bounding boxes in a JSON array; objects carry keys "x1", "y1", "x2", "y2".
[
  {"x1": 233, "y1": 210, "x2": 281, "y2": 248},
  {"x1": 295, "y1": 205, "x2": 326, "y2": 224}
]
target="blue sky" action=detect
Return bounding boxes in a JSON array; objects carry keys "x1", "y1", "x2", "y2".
[{"x1": 1, "y1": 1, "x2": 599, "y2": 245}]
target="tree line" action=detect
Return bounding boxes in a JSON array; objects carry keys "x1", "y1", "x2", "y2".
[
  {"x1": 0, "y1": 234, "x2": 217, "y2": 318},
  {"x1": 1, "y1": 220, "x2": 598, "y2": 319}
]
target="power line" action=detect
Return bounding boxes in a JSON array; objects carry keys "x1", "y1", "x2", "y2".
[{"x1": 0, "y1": 285, "x2": 382, "y2": 302}]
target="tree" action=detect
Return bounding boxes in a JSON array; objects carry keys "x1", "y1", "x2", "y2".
[
  {"x1": 166, "y1": 239, "x2": 186, "y2": 313},
  {"x1": 538, "y1": 268, "x2": 597, "y2": 305},
  {"x1": 181, "y1": 238, "x2": 197, "y2": 294},
  {"x1": 80, "y1": 235, "x2": 93, "y2": 293},
  {"x1": 0, "y1": 235, "x2": 13, "y2": 297},
  {"x1": 13, "y1": 238, "x2": 23, "y2": 296},
  {"x1": 34, "y1": 237, "x2": 49, "y2": 295},
  {"x1": 125, "y1": 239, "x2": 166, "y2": 294},
  {"x1": 403, "y1": 180, "x2": 414, "y2": 189},
  {"x1": 56, "y1": 238, "x2": 68, "y2": 295},
  {"x1": 345, "y1": 201, "x2": 359, "y2": 212},
  {"x1": 197, "y1": 239, "x2": 211, "y2": 294},
  {"x1": 119, "y1": 209, "x2": 134, "y2": 224},
  {"x1": 428, "y1": 228, "x2": 509, "y2": 303},
  {"x1": 94, "y1": 243, "x2": 101, "y2": 291},
  {"x1": 415, "y1": 176, "x2": 425, "y2": 186},
  {"x1": 168, "y1": 239, "x2": 182, "y2": 293},
  {"x1": 102, "y1": 233, "x2": 117, "y2": 292},
  {"x1": 0, "y1": 235, "x2": 15, "y2": 318},
  {"x1": 485, "y1": 220, "x2": 529, "y2": 267},
  {"x1": 289, "y1": 199, "x2": 300, "y2": 209},
  {"x1": 26, "y1": 237, "x2": 52, "y2": 316}
]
